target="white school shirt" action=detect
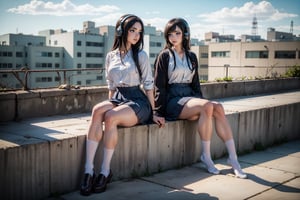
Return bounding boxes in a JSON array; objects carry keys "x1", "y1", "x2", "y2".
[
  {"x1": 168, "y1": 50, "x2": 195, "y2": 84},
  {"x1": 105, "y1": 49, "x2": 154, "y2": 91}
]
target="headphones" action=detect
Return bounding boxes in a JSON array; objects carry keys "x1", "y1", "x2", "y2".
[
  {"x1": 116, "y1": 14, "x2": 136, "y2": 37},
  {"x1": 180, "y1": 18, "x2": 190, "y2": 40}
]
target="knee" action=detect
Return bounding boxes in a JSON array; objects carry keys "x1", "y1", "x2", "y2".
[
  {"x1": 213, "y1": 103, "x2": 225, "y2": 117},
  {"x1": 103, "y1": 111, "x2": 117, "y2": 127},
  {"x1": 203, "y1": 101, "x2": 214, "y2": 117},
  {"x1": 91, "y1": 105, "x2": 105, "y2": 121}
]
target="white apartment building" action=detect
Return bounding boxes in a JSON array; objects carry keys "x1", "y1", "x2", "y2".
[
  {"x1": 0, "y1": 34, "x2": 64, "y2": 89},
  {"x1": 0, "y1": 22, "x2": 166, "y2": 89},
  {"x1": 208, "y1": 41, "x2": 300, "y2": 81},
  {"x1": 49, "y1": 30, "x2": 106, "y2": 86}
]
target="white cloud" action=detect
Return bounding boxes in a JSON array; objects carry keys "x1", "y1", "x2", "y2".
[
  {"x1": 143, "y1": 17, "x2": 168, "y2": 31},
  {"x1": 91, "y1": 13, "x2": 124, "y2": 26},
  {"x1": 7, "y1": 0, "x2": 120, "y2": 16},
  {"x1": 193, "y1": 1, "x2": 298, "y2": 39},
  {"x1": 198, "y1": 1, "x2": 297, "y2": 24}
]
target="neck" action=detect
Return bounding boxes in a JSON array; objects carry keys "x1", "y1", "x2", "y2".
[{"x1": 172, "y1": 46, "x2": 184, "y2": 54}]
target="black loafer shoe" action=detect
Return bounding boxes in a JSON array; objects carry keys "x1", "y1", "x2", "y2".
[
  {"x1": 93, "y1": 170, "x2": 113, "y2": 193},
  {"x1": 80, "y1": 173, "x2": 95, "y2": 196}
]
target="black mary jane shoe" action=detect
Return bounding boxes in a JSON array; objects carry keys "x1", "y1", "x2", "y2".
[
  {"x1": 93, "y1": 171, "x2": 113, "y2": 193},
  {"x1": 80, "y1": 173, "x2": 95, "y2": 196}
]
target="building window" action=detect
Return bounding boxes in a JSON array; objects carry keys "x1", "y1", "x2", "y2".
[
  {"x1": 86, "y1": 41, "x2": 103, "y2": 47},
  {"x1": 55, "y1": 63, "x2": 60, "y2": 68},
  {"x1": 245, "y1": 51, "x2": 268, "y2": 58},
  {"x1": 0, "y1": 63, "x2": 13, "y2": 68},
  {"x1": 36, "y1": 62, "x2": 52, "y2": 68},
  {"x1": 77, "y1": 81, "x2": 82, "y2": 85},
  {"x1": 211, "y1": 51, "x2": 230, "y2": 58},
  {"x1": 86, "y1": 80, "x2": 91, "y2": 84},
  {"x1": 200, "y1": 64, "x2": 208, "y2": 69},
  {"x1": 16, "y1": 52, "x2": 23, "y2": 57},
  {"x1": 0, "y1": 51, "x2": 13, "y2": 57},
  {"x1": 275, "y1": 51, "x2": 296, "y2": 59},
  {"x1": 77, "y1": 41, "x2": 82, "y2": 46},
  {"x1": 77, "y1": 52, "x2": 82, "y2": 57},
  {"x1": 55, "y1": 52, "x2": 60, "y2": 57},
  {"x1": 86, "y1": 63, "x2": 102, "y2": 68},
  {"x1": 86, "y1": 53, "x2": 103, "y2": 58},
  {"x1": 36, "y1": 77, "x2": 52, "y2": 82},
  {"x1": 150, "y1": 53, "x2": 156, "y2": 58},
  {"x1": 201, "y1": 53, "x2": 208, "y2": 58}
]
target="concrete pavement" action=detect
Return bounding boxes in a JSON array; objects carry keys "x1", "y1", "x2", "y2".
[{"x1": 52, "y1": 140, "x2": 300, "y2": 200}]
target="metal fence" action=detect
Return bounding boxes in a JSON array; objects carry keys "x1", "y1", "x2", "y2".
[{"x1": 0, "y1": 68, "x2": 105, "y2": 91}]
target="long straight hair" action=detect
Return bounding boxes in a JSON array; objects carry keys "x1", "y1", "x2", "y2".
[
  {"x1": 111, "y1": 14, "x2": 145, "y2": 77},
  {"x1": 163, "y1": 18, "x2": 193, "y2": 71}
]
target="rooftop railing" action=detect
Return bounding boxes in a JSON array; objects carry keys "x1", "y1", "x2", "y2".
[{"x1": 0, "y1": 68, "x2": 105, "y2": 91}]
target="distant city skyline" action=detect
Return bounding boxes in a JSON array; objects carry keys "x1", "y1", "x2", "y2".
[{"x1": 0, "y1": 0, "x2": 299, "y2": 40}]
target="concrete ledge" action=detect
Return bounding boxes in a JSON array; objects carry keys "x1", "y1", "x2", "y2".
[
  {"x1": 0, "y1": 90, "x2": 300, "y2": 200},
  {"x1": 0, "y1": 78, "x2": 299, "y2": 122}
]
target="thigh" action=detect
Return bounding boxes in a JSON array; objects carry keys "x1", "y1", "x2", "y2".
[
  {"x1": 105, "y1": 104, "x2": 138, "y2": 127},
  {"x1": 92, "y1": 100, "x2": 115, "y2": 115},
  {"x1": 178, "y1": 98, "x2": 210, "y2": 120}
]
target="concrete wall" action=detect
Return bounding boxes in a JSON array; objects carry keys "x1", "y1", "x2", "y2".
[
  {"x1": 1, "y1": 99, "x2": 299, "y2": 200},
  {"x1": 1, "y1": 78, "x2": 299, "y2": 122},
  {"x1": 0, "y1": 79, "x2": 300, "y2": 199}
]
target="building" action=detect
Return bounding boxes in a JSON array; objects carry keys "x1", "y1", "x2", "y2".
[
  {"x1": 191, "y1": 45, "x2": 208, "y2": 80},
  {"x1": 0, "y1": 33, "x2": 64, "y2": 89},
  {"x1": 0, "y1": 22, "x2": 166, "y2": 89},
  {"x1": 267, "y1": 27, "x2": 295, "y2": 41},
  {"x1": 1, "y1": 21, "x2": 299, "y2": 89},
  {"x1": 205, "y1": 32, "x2": 236, "y2": 44},
  {"x1": 208, "y1": 41, "x2": 300, "y2": 81}
]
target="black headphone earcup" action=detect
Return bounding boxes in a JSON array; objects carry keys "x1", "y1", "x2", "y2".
[
  {"x1": 184, "y1": 32, "x2": 189, "y2": 40},
  {"x1": 116, "y1": 26, "x2": 122, "y2": 36}
]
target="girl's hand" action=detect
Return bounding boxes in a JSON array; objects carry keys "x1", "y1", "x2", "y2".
[{"x1": 153, "y1": 115, "x2": 165, "y2": 128}]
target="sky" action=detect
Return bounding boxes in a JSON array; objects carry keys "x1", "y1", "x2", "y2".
[{"x1": 0, "y1": 0, "x2": 299, "y2": 40}]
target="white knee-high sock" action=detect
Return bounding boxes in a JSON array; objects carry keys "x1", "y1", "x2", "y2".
[
  {"x1": 225, "y1": 139, "x2": 238, "y2": 160},
  {"x1": 201, "y1": 140, "x2": 212, "y2": 159},
  {"x1": 201, "y1": 140, "x2": 219, "y2": 174},
  {"x1": 84, "y1": 139, "x2": 99, "y2": 175},
  {"x1": 101, "y1": 148, "x2": 115, "y2": 177}
]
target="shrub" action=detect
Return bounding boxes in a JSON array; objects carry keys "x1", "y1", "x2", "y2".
[{"x1": 285, "y1": 65, "x2": 300, "y2": 78}]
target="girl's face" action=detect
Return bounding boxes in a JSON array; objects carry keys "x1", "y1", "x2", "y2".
[
  {"x1": 127, "y1": 22, "x2": 142, "y2": 47},
  {"x1": 167, "y1": 26, "x2": 183, "y2": 47}
]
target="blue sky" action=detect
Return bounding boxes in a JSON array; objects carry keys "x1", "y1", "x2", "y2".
[{"x1": 0, "y1": 0, "x2": 299, "y2": 40}]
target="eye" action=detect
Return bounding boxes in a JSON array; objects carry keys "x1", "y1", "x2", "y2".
[{"x1": 175, "y1": 32, "x2": 182, "y2": 35}]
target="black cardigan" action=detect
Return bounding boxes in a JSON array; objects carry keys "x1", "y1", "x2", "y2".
[{"x1": 154, "y1": 49, "x2": 203, "y2": 117}]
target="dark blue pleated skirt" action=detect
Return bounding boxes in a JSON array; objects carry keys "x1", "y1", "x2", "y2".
[
  {"x1": 166, "y1": 83, "x2": 194, "y2": 121},
  {"x1": 109, "y1": 86, "x2": 152, "y2": 124}
]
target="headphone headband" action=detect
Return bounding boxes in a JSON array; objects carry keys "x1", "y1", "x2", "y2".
[
  {"x1": 116, "y1": 14, "x2": 136, "y2": 36},
  {"x1": 179, "y1": 18, "x2": 190, "y2": 39}
]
